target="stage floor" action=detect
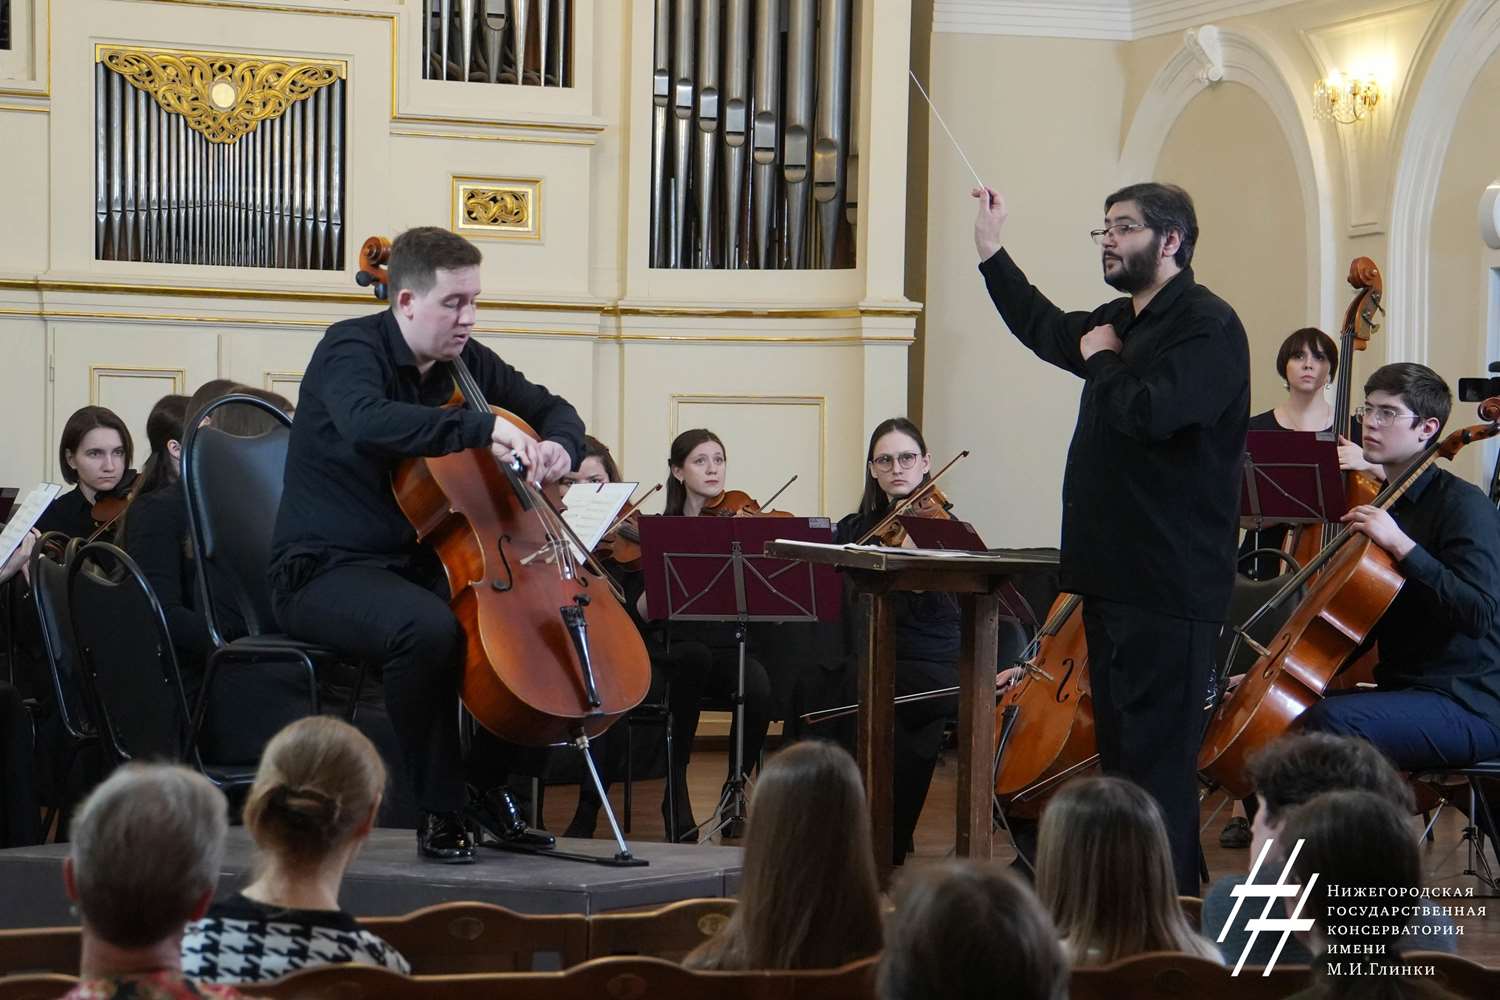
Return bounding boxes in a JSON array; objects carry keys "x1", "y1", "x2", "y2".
[{"x1": 0, "y1": 828, "x2": 744, "y2": 929}]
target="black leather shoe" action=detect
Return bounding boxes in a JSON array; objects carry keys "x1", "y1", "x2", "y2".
[
  {"x1": 1219, "y1": 816, "x2": 1252, "y2": 849},
  {"x1": 418, "y1": 811, "x2": 476, "y2": 863},
  {"x1": 467, "y1": 785, "x2": 556, "y2": 849}
]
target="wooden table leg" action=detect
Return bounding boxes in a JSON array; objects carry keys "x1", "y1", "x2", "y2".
[
  {"x1": 956, "y1": 591, "x2": 1000, "y2": 859},
  {"x1": 856, "y1": 589, "x2": 896, "y2": 881}
]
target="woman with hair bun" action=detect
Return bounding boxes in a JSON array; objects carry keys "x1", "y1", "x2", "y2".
[{"x1": 181, "y1": 716, "x2": 408, "y2": 983}]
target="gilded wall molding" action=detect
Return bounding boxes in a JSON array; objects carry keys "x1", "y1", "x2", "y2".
[
  {"x1": 95, "y1": 44, "x2": 346, "y2": 144},
  {"x1": 452, "y1": 177, "x2": 542, "y2": 241}
]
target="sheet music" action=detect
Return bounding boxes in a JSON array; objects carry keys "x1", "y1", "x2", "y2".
[
  {"x1": 562, "y1": 482, "x2": 638, "y2": 558},
  {"x1": 774, "y1": 539, "x2": 984, "y2": 559},
  {"x1": 0, "y1": 483, "x2": 63, "y2": 567}
]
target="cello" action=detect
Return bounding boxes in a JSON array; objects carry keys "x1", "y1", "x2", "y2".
[
  {"x1": 1199, "y1": 396, "x2": 1500, "y2": 797},
  {"x1": 356, "y1": 236, "x2": 651, "y2": 750}
]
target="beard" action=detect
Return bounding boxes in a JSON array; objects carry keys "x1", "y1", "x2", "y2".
[{"x1": 1101, "y1": 233, "x2": 1162, "y2": 293}]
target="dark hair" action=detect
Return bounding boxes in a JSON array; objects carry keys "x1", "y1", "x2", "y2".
[
  {"x1": 577, "y1": 435, "x2": 622, "y2": 483},
  {"x1": 878, "y1": 861, "x2": 1066, "y2": 1000},
  {"x1": 58, "y1": 406, "x2": 133, "y2": 485},
  {"x1": 1104, "y1": 182, "x2": 1198, "y2": 268},
  {"x1": 686, "y1": 741, "x2": 883, "y2": 971},
  {"x1": 1363, "y1": 363, "x2": 1452, "y2": 440},
  {"x1": 212, "y1": 387, "x2": 294, "y2": 436},
  {"x1": 858, "y1": 418, "x2": 930, "y2": 519},
  {"x1": 1283, "y1": 790, "x2": 1462, "y2": 1000},
  {"x1": 664, "y1": 428, "x2": 725, "y2": 516},
  {"x1": 130, "y1": 395, "x2": 189, "y2": 499},
  {"x1": 1276, "y1": 328, "x2": 1339, "y2": 384},
  {"x1": 1246, "y1": 732, "x2": 1412, "y2": 828},
  {"x1": 387, "y1": 226, "x2": 483, "y2": 299},
  {"x1": 185, "y1": 379, "x2": 244, "y2": 429}
]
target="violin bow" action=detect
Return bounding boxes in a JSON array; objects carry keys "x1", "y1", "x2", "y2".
[
  {"x1": 599, "y1": 482, "x2": 662, "y2": 540},
  {"x1": 760, "y1": 474, "x2": 798, "y2": 510},
  {"x1": 853, "y1": 449, "x2": 970, "y2": 546}
]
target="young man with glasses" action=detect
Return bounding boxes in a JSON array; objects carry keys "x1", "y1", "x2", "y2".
[
  {"x1": 1295, "y1": 363, "x2": 1500, "y2": 770},
  {"x1": 970, "y1": 182, "x2": 1250, "y2": 896}
]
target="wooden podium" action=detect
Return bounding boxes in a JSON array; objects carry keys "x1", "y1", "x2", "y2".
[{"x1": 762, "y1": 541, "x2": 1059, "y2": 876}]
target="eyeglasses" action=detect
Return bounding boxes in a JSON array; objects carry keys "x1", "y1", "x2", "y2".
[
  {"x1": 871, "y1": 452, "x2": 921, "y2": 472},
  {"x1": 1354, "y1": 404, "x2": 1421, "y2": 429},
  {"x1": 1090, "y1": 222, "x2": 1150, "y2": 245}
]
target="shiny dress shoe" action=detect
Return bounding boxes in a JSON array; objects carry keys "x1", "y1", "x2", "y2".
[
  {"x1": 418, "y1": 811, "x2": 476, "y2": 863},
  {"x1": 1219, "y1": 816, "x2": 1252, "y2": 849},
  {"x1": 467, "y1": 785, "x2": 557, "y2": 849}
]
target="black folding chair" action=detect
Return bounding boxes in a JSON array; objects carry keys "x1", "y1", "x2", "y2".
[
  {"x1": 180, "y1": 393, "x2": 365, "y2": 732},
  {"x1": 67, "y1": 542, "x2": 257, "y2": 793},
  {"x1": 27, "y1": 534, "x2": 99, "y2": 835}
]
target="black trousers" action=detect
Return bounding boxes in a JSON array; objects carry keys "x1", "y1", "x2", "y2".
[
  {"x1": 893, "y1": 657, "x2": 959, "y2": 865},
  {"x1": 273, "y1": 561, "x2": 522, "y2": 814},
  {"x1": 1082, "y1": 597, "x2": 1216, "y2": 896}
]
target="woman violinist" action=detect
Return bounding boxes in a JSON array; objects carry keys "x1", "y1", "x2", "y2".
[
  {"x1": 832, "y1": 418, "x2": 967, "y2": 865},
  {"x1": 649, "y1": 429, "x2": 777, "y2": 830},
  {"x1": 561, "y1": 435, "x2": 710, "y2": 843},
  {"x1": 36, "y1": 405, "x2": 137, "y2": 540}
]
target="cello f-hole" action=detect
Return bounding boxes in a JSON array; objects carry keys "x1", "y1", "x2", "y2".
[
  {"x1": 1052, "y1": 658, "x2": 1076, "y2": 705},
  {"x1": 491, "y1": 535, "x2": 516, "y2": 592}
]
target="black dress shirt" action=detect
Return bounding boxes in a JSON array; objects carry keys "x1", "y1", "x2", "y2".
[
  {"x1": 979, "y1": 248, "x2": 1250, "y2": 621},
  {"x1": 34, "y1": 487, "x2": 94, "y2": 540},
  {"x1": 1375, "y1": 465, "x2": 1500, "y2": 728},
  {"x1": 269, "y1": 309, "x2": 585, "y2": 591}
]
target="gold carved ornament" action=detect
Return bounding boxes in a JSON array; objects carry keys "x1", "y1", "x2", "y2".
[
  {"x1": 96, "y1": 47, "x2": 344, "y2": 144},
  {"x1": 463, "y1": 188, "x2": 530, "y2": 229}
]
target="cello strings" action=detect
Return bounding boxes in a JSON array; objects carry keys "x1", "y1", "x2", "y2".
[{"x1": 909, "y1": 69, "x2": 986, "y2": 191}]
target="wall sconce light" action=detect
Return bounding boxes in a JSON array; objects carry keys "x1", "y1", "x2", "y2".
[{"x1": 1313, "y1": 71, "x2": 1381, "y2": 124}]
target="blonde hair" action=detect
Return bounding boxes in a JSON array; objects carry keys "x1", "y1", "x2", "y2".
[
  {"x1": 685, "y1": 740, "x2": 883, "y2": 970},
  {"x1": 242, "y1": 716, "x2": 386, "y2": 869},
  {"x1": 1036, "y1": 776, "x2": 1217, "y2": 967}
]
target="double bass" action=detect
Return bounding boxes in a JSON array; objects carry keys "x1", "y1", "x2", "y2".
[
  {"x1": 1284, "y1": 257, "x2": 1386, "y2": 568},
  {"x1": 1199, "y1": 397, "x2": 1500, "y2": 797},
  {"x1": 356, "y1": 236, "x2": 651, "y2": 748}
]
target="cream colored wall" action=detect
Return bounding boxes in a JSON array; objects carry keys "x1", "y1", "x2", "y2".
[
  {"x1": 919, "y1": 33, "x2": 1125, "y2": 548},
  {"x1": 0, "y1": 0, "x2": 914, "y2": 522},
  {"x1": 1427, "y1": 45, "x2": 1500, "y2": 485},
  {"x1": 1155, "y1": 82, "x2": 1308, "y2": 416},
  {"x1": 923, "y1": 0, "x2": 1500, "y2": 546}
]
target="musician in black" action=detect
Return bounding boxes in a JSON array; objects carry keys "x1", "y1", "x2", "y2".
[
  {"x1": 269, "y1": 227, "x2": 584, "y2": 862},
  {"x1": 973, "y1": 182, "x2": 1249, "y2": 894},
  {"x1": 1296, "y1": 363, "x2": 1500, "y2": 769},
  {"x1": 834, "y1": 417, "x2": 963, "y2": 865}
]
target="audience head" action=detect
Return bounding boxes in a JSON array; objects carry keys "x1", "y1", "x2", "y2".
[
  {"x1": 1036, "y1": 775, "x2": 1212, "y2": 966},
  {"x1": 879, "y1": 861, "x2": 1066, "y2": 1000},
  {"x1": 186, "y1": 380, "x2": 292, "y2": 437},
  {"x1": 665, "y1": 428, "x2": 726, "y2": 515},
  {"x1": 1283, "y1": 790, "x2": 1459, "y2": 999},
  {"x1": 185, "y1": 379, "x2": 244, "y2": 429},
  {"x1": 1247, "y1": 732, "x2": 1412, "y2": 864},
  {"x1": 64, "y1": 763, "x2": 227, "y2": 953},
  {"x1": 243, "y1": 716, "x2": 386, "y2": 873},
  {"x1": 59, "y1": 405, "x2": 133, "y2": 496},
  {"x1": 688, "y1": 740, "x2": 882, "y2": 970},
  {"x1": 562, "y1": 434, "x2": 622, "y2": 486}
]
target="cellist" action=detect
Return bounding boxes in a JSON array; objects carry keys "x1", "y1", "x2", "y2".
[
  {"x1": 1295, "y1": 363, "x2": 1500, "y2": 769},
  {"x1": 269, "y1": 227, "x2": 584, "y2": 863}
]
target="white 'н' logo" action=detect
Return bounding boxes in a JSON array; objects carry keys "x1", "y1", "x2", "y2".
[{"x1": 1218, "y1": 837, "x2": 1318, "y2": 976}]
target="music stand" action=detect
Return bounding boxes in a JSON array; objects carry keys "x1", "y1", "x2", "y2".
[
  {"x1": 1240, "y1": 430, "x2": 1347, "y2": 529},
  {"x1": 637, "y1": 515, "x2": 841, "y2": 839},
  {"x1": 898, "y1": 515, "x2": 987, "y2": 552}
]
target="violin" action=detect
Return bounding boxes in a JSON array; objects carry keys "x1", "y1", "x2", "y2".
[
  {"x1": 86, "y1": 469, "x2": 140, "y2": 542},
  {"x1": 872, "y1": 485, "x2": 956, "y2": 547},
  {"x1": 699, "y1": 474, "x2": 798, "y2": 517},
  {"x1": 596, "y1": 511, "x2": 643, "y2": 569}
]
